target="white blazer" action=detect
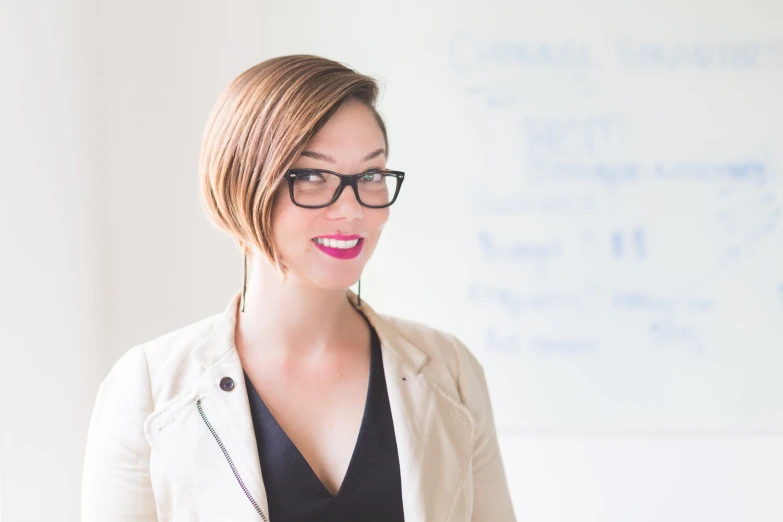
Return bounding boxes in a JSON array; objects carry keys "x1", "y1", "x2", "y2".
[{"x1": 81, "y1": 290, "x2": 516, "y2": 522}]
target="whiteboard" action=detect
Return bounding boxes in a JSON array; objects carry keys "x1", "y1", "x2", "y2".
[{"x1": 259, "y1": 0, "x2": 783, "y2": 435}]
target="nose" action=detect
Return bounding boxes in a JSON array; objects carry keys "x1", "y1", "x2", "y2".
[{"x1": 326, "y1": 184, "x2": 364, "y2": 220}]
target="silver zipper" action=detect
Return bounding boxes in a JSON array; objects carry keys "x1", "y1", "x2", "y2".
[{"x1": 197, "y1": 398, "x2": 268, "y2": 522}]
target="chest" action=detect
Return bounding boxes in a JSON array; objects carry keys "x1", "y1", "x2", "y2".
[{"x1": 243, "y1": 345, "x2": 371, "y2": 496}]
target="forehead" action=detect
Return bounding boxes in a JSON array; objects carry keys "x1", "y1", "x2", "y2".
[{"x1": 304, "y1": 100, "x2": 385, "y2": 158}]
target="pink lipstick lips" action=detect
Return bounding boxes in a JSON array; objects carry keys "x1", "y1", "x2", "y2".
[{"x1": 312, "y1": 234, "x2": 364, "y2": 260}]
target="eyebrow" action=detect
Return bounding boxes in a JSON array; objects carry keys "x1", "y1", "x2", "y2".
[{"x1": 299, "y1": 148, "x2": 386, "y2": 164}]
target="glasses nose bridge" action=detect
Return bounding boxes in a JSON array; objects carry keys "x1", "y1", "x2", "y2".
[{"x1": 334, "y1": 173, "x2": 362, "y2": 205}]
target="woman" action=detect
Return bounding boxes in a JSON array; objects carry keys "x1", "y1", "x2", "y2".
[{"x1": 81, "y1": 55, "x2": 515, "y2": 522}]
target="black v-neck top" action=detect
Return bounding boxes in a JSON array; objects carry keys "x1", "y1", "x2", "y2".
[{"x1": 243, "y1": 315, "x2": 405, "y2": 522}]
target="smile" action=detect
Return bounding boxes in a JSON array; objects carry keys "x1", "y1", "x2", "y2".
[{"x1": 312, "y1": 237, "x2": 364, "y2": 259}]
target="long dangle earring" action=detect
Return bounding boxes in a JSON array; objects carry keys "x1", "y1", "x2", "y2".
[
  {"x1": 241, "y1": 252, "x2": 247, "y2": 313},
  {"x1": 357, "y1": 278, "x2": 361, "y2": 307}
]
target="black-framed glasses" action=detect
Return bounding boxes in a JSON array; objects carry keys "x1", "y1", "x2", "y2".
[{"x1": 285, "y1": 168, "x2": 405, "y2": 209}]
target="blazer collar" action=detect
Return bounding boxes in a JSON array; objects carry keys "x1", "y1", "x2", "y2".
[{"x1": 190, "y1": 289, "x2": 431, "y2": 375}]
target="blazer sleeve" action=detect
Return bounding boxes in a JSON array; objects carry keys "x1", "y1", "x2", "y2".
[
  {"x1": 81, "y1": 345, "x2": 158, "y2": 522},
  {"x1": 453, "y1": 336, "x2": 517, "y2": 522}
]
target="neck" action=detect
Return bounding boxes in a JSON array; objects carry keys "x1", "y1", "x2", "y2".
[{"x1": 235, "y1": 257, "x2": 361, "y2": 363}]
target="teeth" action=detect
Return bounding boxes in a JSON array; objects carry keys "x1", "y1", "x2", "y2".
[{"x1": 315, "y1": 237, "x2": 360, "y2": 249}]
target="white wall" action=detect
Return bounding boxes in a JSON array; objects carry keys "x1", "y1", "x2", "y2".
[
  {"x1": 100, "y1": 0, "x2": 264, "y2": 362},
  {"x1": 500, "y1": 435, "x2": 783, "y2": 521},
  {"x1": 0, "y1": 1, "x2": 262, "y2": 520},
  {"x1": 1, "y1": 2, "x2": 103, "y2": 520}
]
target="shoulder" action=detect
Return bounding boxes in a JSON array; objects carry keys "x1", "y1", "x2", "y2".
[
  {"x1": 374, "y1": 313, "x2": 487, "y2": 410},
  {"x1": 101, "y1": 311, "x2": 225, "y2": 406},
  {"x1": 375, "y1": 312, "x2": 499, "y2": 452},
  {"x1": 138, "y1": 313, "x2": 221, "y2": 370}
]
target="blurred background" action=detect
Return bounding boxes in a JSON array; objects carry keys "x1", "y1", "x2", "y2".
[{"x1": 1, "y1": 0, "x2": 782, "y2": 520}]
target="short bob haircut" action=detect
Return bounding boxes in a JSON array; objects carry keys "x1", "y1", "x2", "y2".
[{"x1": 199, "y1": 55, "x2": 389, "y2": 275}]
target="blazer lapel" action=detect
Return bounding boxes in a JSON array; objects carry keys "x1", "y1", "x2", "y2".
[
  {"x1": 349, "y1": 291, "x2": 476, "y2": 522},
  {"x1": 143, "y1": 290, "x2": 474, "y2": 522}
]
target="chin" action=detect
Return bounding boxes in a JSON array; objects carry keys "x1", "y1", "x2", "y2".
[
  {"x1": 320, "y1": 274, "x2": 361, "y2": 291},
  {"x1": 300, "y1": 265, "x2": 362, "y2": 291}
]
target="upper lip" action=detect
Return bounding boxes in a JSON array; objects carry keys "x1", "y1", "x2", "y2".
[{"x1": 313, "y1": 234, "x2": 363, "y2": 240}]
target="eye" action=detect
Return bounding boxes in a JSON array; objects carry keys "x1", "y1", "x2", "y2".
[
  {"x1": 294, "y1": 171, "x2": 326, "y2": 183},
  {"x1": 359, "y1": 170, "x2": 384, "y2": 182}
]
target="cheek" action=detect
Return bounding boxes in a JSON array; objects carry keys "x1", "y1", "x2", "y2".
[
  {"x1": 271, "y1": 195, "x2": 306, "y2": 251},
  {"x1": 369, "y1": 208, "x2": 391, "y2": 233}
]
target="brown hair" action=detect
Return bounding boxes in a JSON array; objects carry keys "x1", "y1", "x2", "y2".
[{"x1": 199, "y1": 55, "x2": 388, "y2": 274}]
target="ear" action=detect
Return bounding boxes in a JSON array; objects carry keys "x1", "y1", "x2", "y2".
[{"x1": 237, "y1": 239, "x2": 250, "y2": 257}]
